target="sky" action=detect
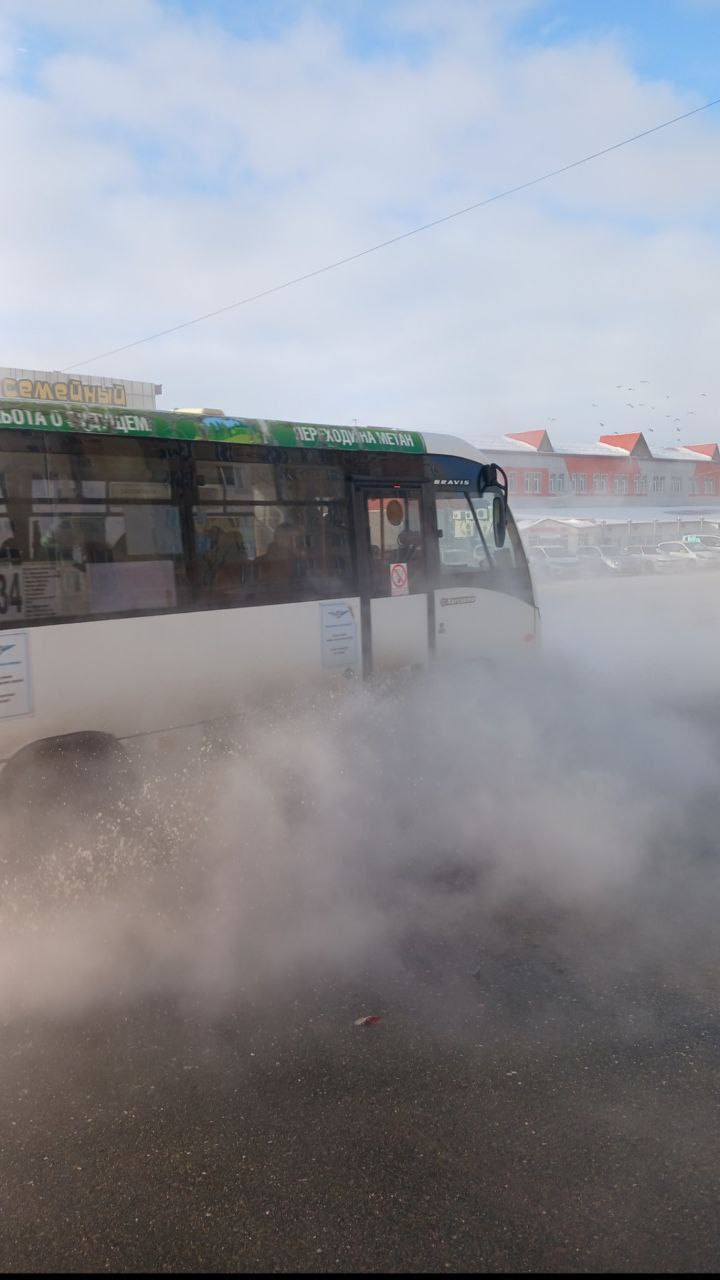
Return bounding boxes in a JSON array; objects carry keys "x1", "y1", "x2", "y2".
[{"x1": 2, "y1": 0, "x2": 720, "y2": 447}]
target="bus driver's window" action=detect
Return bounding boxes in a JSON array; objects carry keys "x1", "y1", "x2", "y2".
[{"x1": 435, "y1": 494, "x2": 492, "y2": 574}]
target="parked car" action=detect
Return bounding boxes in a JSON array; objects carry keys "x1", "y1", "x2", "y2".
[
  {"x1": 576, "y1": 545, "x2": 620, "y2": 575},
  {"x1": 656, "y1": 540, "x2": 706, "y2": 568},
  {"x1": 681, "y1": 534, "x2": 720, "y2": 566},
  {"x1": 618, "y1": 544, "x2": 682, "y2": 574},
  {"x1": 682, "y1": 533, "x2": 720, "y2": 549},
  {"x1": 527, "y1": 545, "x2": 580, "y2": 578}
]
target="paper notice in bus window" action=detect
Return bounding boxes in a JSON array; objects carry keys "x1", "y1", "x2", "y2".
[
  {"x1": 0, "y1": 563, "x2": 90, "y2": 622},
  {"x1": 0, "y1": 630, "x2": 32, "y2": 719},
  {"x1": 22, "y1": 563, "x2": 62, "y2": 619},
  {"x1": 18, "y1": 563, "x2": 90, "y2": 620},
  {"x1": 0, "y1": 564, "x2": 25, "y2": 623},
  {"x1": 88, "y1": 561, "x2": 177, "y2": 614},
  {"x1": 320, "y1": 601, "x2": 359, "y2": 670}
]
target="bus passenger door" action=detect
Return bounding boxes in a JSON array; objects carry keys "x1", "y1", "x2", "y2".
[{"x1": 352, "y1": 484, "x2": 430, "y2": 676}]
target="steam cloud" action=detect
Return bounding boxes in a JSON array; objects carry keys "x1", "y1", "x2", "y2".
[{"x1": 1, "y1": 574, "x2": 720, "y2": 1026}]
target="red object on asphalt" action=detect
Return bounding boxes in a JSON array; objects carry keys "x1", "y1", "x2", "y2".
[{"x1": 354, "y1": 1015, "x2": 382, "y2": 1027}]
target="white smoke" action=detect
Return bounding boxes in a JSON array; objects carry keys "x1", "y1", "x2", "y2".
[{"x1": 1, "y1": 573, "x2": 720, "y2": 1025}]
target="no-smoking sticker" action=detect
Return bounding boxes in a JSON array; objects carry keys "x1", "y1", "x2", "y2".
[{"x1": 390, "y1": 562, "x2": 409, "y2": 596}]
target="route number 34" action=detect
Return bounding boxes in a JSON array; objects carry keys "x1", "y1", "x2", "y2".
[{"x1": 0, "y1": 570, "x2": 23, "y2": 616}]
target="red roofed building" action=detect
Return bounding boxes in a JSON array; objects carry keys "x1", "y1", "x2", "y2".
[
  {"x1": 682, "y1": 443, "x2": 720, "y2": 460},
  {"x1": 477, "y1": 427, "x2": 720, "y2": 549},
  {"x1": 597, "y1": 433, "x2": 652, "y2": 458},
  {"x1": 505, "y1": 429, "x2": 554, "y2": 452}
]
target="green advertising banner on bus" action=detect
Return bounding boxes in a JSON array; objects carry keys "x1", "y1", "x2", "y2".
[{"x1": 0, "y1": 401, "x2": 426, "y2": 454}]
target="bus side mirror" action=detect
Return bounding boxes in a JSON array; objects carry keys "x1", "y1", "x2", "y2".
[
  {"x1": 479, "y1": 464, "x2": 509, "y2": 549},
  {"x1": 492, "y1": 494, "x2": 506, "y2": 548}
]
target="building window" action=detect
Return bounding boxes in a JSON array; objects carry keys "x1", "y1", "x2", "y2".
[
  {"x1": 524, "y1": 471, "x2": 542, "y2": 494},
  {"x1": 689, "y1": 479, "x2": 698, "y2": 495},
  {"x1": 592, "y1": 473, "x2": 607, "y2": 494},
  {"x1": 634, "y1": 474, "x2": 648, "y2": 495},
  {"x1": 613, "y1": 475, "x2": 628, "y2": 495},
  {"x1": 671, "y1": 476, "x2": 682, "y2": 493},
  {"x1": 652, "y1": 475, "x2": 665, "y2": 494},
  {"x1": 571, "y1": 473, "x2": 587, "y2": 494},
  {"x1": 507, "y1": 471, "x2": 517, "y2": 494},
  {"x1": 704, "y1": 478, "x2": 716, "y2": 496},
  {"x1": 549, "y1": 472, "x2": 565, "y2": 493}
]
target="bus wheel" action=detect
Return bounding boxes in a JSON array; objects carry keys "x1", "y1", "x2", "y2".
[{"x1": 1, "y1": 731, "x2": 136, "y2": 823}]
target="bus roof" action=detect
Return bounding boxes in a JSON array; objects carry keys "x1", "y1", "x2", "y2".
[
  {"x1": 0, "y1": 400, "x2": 489, "y2": 463},
  {"x1": 423, "y1": 432, "x2": 489, "y2": 465}
]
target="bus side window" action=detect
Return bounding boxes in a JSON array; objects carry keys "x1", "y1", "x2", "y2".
[
  {"x1": 0, "y1": 438, "x2": 189, "y2": 624},
  {"x1": 191, "y1": 499, "x2": 354, "y2": 607},
  {"x1": 192, "y1": 510, "x2": 250, "y2": 601}
]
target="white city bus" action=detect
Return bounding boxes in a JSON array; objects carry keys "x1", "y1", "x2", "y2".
[{"x1": 0, "y1": 401, "x2": 537, "y2": 796}]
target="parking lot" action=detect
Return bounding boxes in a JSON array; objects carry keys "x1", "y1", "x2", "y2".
[{"x1": 528, "y1": 536, "x2": 720, "y2": 582}]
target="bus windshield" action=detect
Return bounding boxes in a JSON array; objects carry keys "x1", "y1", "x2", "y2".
[{"x1": 434, "y1": 489, "x2": 527, "y2": 576}]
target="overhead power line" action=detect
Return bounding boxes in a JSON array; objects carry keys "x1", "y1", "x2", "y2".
[{"x1": 64, "y1": 94, "x2": 720, "y2": 371}]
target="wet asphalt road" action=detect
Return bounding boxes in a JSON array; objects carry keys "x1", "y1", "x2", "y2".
[
  {"x1": 3, "y1": 960, "x2": 720, "y2": 1274},
  {"x1": 2, "y1": 572, "x2": 720, "y2": 1273}
]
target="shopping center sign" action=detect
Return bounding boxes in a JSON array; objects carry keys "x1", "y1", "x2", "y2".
[{"x1": 0, "y1": 373, "x2": 129, "y2": 408}]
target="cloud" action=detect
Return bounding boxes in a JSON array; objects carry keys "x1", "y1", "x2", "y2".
[{"x1": 2, "y1": 0, "x2": 720, "y2": 444}]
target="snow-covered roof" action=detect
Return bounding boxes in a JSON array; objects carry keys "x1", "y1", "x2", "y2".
[
  {"x1": 559, "y1": 441, "x2": 636, "y2": 457},
  {"x1": 467, "y1": 435, "x2": 538, "y2": 453},
  {"x1": 478, "y1": 434, "x2": 720, "y2": 463},
  {"x1": 486, "y1": 438, "x2": 643, "y2": 458}
]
